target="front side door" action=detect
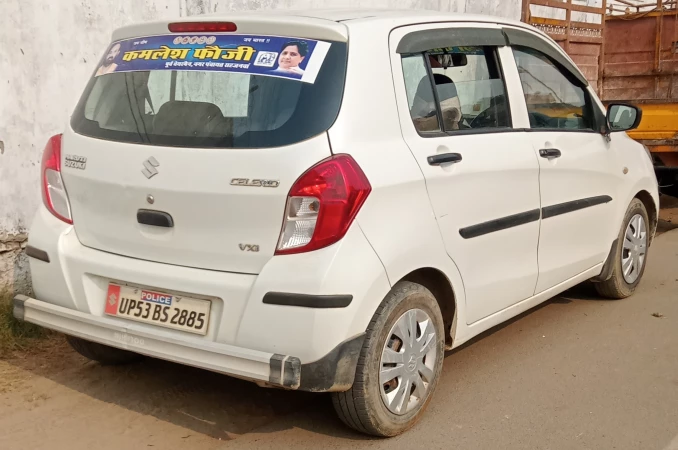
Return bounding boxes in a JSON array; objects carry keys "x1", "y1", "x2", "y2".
[
  {"x1": 390, "y1": 24, "x2": 542, "y2": 324},
  {"x1": 506, "y1": 34, "x2": 623, "y2": 293}
]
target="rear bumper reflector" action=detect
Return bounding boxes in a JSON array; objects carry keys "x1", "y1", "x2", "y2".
[
  {"x1": 25, "y1": 246, "x2": 50, "y2": 263},
  {"x1": 262, "y1": 292, "x2": 353, "y2": 308}
]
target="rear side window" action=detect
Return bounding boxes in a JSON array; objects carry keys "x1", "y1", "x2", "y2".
[
  {"x1": 512, "y1": 46, "x2": 594, "y2": 131},
  {"x1": 401, "y1": 46, "x2": 511, "y2": 135},
  {"x1": 402, "y1": 54, "x2": 441, "y2": 133},
  {"x1": 72, "y1": 36, "x2": 347, "y2": 149}
]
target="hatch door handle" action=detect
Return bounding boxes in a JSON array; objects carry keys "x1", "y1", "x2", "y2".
[
  {"x1": 137, "y1": 210, "x2": 174, "y2": 228},
  {"x1": 428, "y1": 153, "x2": 463, "y2": 166},
  {"x1": 539, "y1": 148, "x2": 562, "y2": 159}
]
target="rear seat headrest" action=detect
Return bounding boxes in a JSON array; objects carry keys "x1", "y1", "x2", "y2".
[{"x1": 153, "y1": 101, "x2": 226, "y2": 136}]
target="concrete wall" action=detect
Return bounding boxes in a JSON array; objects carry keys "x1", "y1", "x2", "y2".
[{"x1": 0, "y1": 0, "x2": 521, "y2": 293}]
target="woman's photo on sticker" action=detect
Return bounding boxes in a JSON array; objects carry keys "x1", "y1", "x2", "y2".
[{"x1": 271, "y1": 40, "x2": 308, "y2": 77}]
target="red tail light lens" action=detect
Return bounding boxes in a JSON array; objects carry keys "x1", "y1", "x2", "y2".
[
  {"x1": 276, "y1": 155, "x2": 371, "y2": 255},
  {"x1": 168, "y1": 22, "x2": 237, "y2": 33},
  {"x1": 41, "y1": 134, "x2": 73, "y2": 224}
]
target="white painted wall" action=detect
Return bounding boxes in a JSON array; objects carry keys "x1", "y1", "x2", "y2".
[{"x1": 0, "y1": 0, "x2": 520, "y2": 292}]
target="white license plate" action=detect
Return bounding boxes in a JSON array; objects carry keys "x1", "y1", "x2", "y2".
[{"x1": 104, "y1": 283, "x2": 211, "y2": 335}]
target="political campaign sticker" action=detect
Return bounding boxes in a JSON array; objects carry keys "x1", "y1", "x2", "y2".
[{"x1": 94, "y1": 33, "x2": 332, "y2": 84}]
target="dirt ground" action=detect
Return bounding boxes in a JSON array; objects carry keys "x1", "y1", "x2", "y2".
[
  {"x1": 0, "y1": 339, "x2": 313, "y2": 449},
  {"x1": 1, "y1": 198, "x2": 678, "y2": 450},
  {"x1": 658, "y1": 195, "x2": 678, "y2": 235}
]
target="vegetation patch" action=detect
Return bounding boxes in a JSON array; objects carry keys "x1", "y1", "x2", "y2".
[{"x1": 0, "y1": 291, "x2": 49, "y2": 357}]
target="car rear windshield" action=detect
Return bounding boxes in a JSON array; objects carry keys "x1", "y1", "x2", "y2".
[{"x1": 71, "y1": 40, "x2": 347, "y2": 149}]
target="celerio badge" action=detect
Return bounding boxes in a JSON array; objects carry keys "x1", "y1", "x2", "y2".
[{"x1": 230, "y1": 178, "x2": 280, "y2": 188}]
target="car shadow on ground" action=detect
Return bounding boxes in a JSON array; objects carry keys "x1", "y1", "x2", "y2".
[
  {"x1": 3, "y1": 281, "x2": 613, "y2": 443},
  {"x1": 5, "y1": 339, "x2": 321, "y2": 441}
]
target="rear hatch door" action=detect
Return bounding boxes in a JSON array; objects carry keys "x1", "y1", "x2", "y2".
[{"x1": 62, "y1": 27, "x2": 347, "y2": 274}]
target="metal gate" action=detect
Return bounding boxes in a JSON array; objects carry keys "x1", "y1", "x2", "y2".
[
  {"x1": 521, "y1": 0, "x2": 608, "y2": 93},
  {"x1": 523, "y1": 1, "x2": 678, "y2": 192}
]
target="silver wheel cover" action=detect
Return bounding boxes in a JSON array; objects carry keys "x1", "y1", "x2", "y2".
[
  {"x1": 622, "y1": 213, "x2": 647, "y2": 284},
  {"x1": 379, "y1": 309, "x2": 438, "y2": 415}
]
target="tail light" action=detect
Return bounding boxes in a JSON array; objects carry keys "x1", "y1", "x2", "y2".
[
  {"x1": 276, "y1": 155, "x2": 371, "y2": 255},
  {"x1": 41, "y1": 134, "x2": 73, "y2": 224}
]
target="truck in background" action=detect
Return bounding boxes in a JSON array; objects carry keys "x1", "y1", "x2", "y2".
[{"x1": 522, "y1": 0, "x2": 678, "y2": 197}]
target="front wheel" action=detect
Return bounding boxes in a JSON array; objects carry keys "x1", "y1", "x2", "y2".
[
  {"x1": 595, "y1": 198, "x2": 650, "y2": 299},
  {"x1": 331, "y1": 281, "x2": 445, "y2": 437}
]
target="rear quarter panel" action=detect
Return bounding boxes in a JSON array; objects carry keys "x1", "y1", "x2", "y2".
[{"x1": 328, "y1": 21, "x2": 468, "y2": 342}]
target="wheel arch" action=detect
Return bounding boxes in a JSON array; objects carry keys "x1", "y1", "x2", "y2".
[
  {"x1": 398, "y1": 267, "x2": 457, "y2": 349},
  {"x1": 595, "y1": 188, "x2": 658, "y2": 283},
  {"x1": 634, "y1": 190, "x2": 658, "y2": 244}
]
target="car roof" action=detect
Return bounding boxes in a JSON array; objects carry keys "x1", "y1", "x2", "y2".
[
  {"x1": 203, "y1": 7, "x2": 528, "y2": 28},
  {"x1": 112, "y1": 8, "x2": 540, "y2": 44}
]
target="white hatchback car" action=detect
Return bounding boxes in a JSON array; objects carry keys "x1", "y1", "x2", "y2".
[{"x1": 15, "y1": 9, "x2": 658, "y2": 436}]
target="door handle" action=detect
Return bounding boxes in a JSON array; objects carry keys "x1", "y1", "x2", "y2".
[
  {"x1": 539, "y1": 148, "x2": 562, "y2": 158},
  {"x1": 427, "y1": 153, "x2": 463, "y2": 166},
  {"x1": 137, "y1": 209, "x2": 174, "y2": 228}
]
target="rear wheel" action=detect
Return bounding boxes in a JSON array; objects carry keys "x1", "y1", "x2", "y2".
[
  {"x1": 66, "y1": 335, "x2": 144, "y2": 365},
  {"x1": 595, "y1": 199, "x2": 650, "y2": 299},
  {"x1": 331, "y1": 281, "x2": 445, "y2": 437}
]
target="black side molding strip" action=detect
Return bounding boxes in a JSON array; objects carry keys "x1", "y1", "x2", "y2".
[
  {"x1": 542, "y1": 195, "x2": 612, "y2": 219},
  {"x1": 460, "y1": 209, "x2": 541, "y2": 239},
  {"x1": 263, "y1": 292, "x2": 353, "y2": 309},
  {"x1": 458, "y1": 196, "x2": 613, "y2": 239},
  {"x1": 25, "y1": 246, "x2": 50, "y2": 263}
]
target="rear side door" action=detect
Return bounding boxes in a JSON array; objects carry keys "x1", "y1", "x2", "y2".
[
  {"x1": 390, "y1": 24, "x2": 542, "y2": 324},
  {"x1": 504, "y1": 28, "x2": 623, "y2": 293}
]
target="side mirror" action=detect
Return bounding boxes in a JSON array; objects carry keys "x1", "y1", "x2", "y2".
[{"x1": 607, "y1": 103, "x2": 643, "y2": 132}]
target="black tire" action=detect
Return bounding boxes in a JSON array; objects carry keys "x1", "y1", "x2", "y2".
[
  {"x1": 331, "y1": 281, "x2": 445, "y2": 437},
  {"x1": 66, "y1": 335, "x2": 144, "y2": 365},
  {"x1": 595, "y1": 198, "x2": 650, "y2": 299}
]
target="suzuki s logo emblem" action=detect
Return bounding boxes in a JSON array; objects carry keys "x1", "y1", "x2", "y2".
[
  {"x1": 142, "y1": 157, "x2": 160, "y2": 179},
  {"x1": 407, "y1": 354, "x2": 417, "y2": 372}
]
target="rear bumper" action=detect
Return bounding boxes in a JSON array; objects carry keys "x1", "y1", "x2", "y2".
[
  {"x1": 13, "y1": 294, "x2": 365, "y2": 391},
  {"x1": 29, "y1": 206, "x2": 388, "y2": 354}
]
